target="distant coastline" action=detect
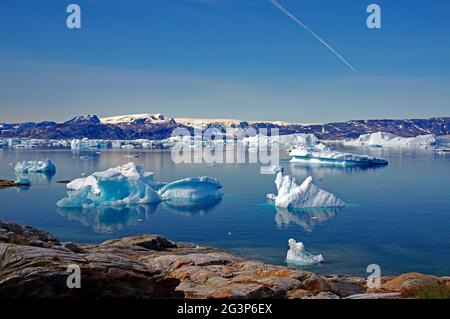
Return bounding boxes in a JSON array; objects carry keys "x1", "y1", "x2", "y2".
[{"x1": 1, "y1": 114, "x2": 449, "y2": 140}]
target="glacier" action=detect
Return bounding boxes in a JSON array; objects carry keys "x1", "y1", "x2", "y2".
[
  {"x1": 57, "y1": 162, "x2": 223, "y2": 209},
  {"x1": 289, "y1": 144, "x2": 388, "y2": 166},
  {"x1": 342, "y1": 132, "x2": 437, "y2": 148},
  {"x1": 14, "y1": 160, "x2": 56, "y2": 173},
  {"x1": 286, "y1": 239, "x2": 324, "y2": 266},
  {"x1": 267, "y1": 172, "x2": 345, "y2": 209}
]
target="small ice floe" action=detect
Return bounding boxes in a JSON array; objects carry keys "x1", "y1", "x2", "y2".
[
  {"x1": 261, "y1": 165, "x2": 283, "y2": 175},
  {"x1": 267, "y1": 172, "x2": 345, "y2": 209},
  {"x1": 57, "y1": 162, "x2": 223, "y2": 209},
  {"x1": 124, "y1": 154, "x2": 139, "y2": 158},
  {"x1": 80, "y1": 156, "x2": 90, "y2": 160},
  {"x1": 286, "y1": 238, "x2": 324, "y2": 266},
  {"x1": 14, "y1": 160, "x2": 56, "y2": 173},
  {"x1": 14, "y1": 175, "x2": 31, "y2": 186}
]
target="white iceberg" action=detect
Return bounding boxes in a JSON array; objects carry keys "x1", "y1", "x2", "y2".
[
  {"x1": 267, "y1": 172, "x2": 345, "y2": 209},
  {"x1": 14, "y1": 160, "x2": 56, "y2": 173},
  {"x1": 71, "y1": 138, "x2": 108, "y2": 150},
  {"x1": 289, "y1": 144, "x2": 388, "y2": 166},
  {"x1": 158, "y1": 176, "x2": 223, "y2": 202},
  {"x1": 57, "y1": 162, "x2": 223, "y2": 209},
  {"x1": 286, "y1": 239, "x2": 324, "y2": 266},
  {"x1": 242, "y1": 133, "x2": 319, "y2": 150},
  {"x1": 343, "y1": 132, "x2": 437, "y2": 148}
]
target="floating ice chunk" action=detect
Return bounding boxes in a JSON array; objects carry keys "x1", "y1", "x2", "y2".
[
  {"x1": 71, "y1": 138, "x2": 108, "y2": 149},
  {"x1": 268, "y1": 172, "x2": 345, "y2": 209},
  {"x1": 158, "y1": 176, "x2": 223, "y2": 202},
  {"x1": 15, "y1": 175, "x2": 31, "y2": 185},
  {"x1": 57, "y1": 162, "x2": 162, "y2": 208},
  {"x1": 289, "y1": 146, "x2": 388, "y2": 166},
  {"x1": 286, "y1": 239, "x2": 324, "y2": 266},
  {"x1": 343, "y1": 132, "x2": 437, "y2": 148},
  {"x1": 242, "y1": 133, "x2": 319, "y2": 150},
  {"x1": 14, "y1": 160, "x2": 56, "y2": 173},
  {"x1": 58, "y1": 162, "x2": 223, "y2": 209},
  {"x1": 261, "y1": 165, "x2": 284, "y2": 175}
]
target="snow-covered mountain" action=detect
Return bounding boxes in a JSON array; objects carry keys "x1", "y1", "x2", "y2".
[
  {"x1": 1, "y1": 113, "x2": 449, "y2": 140},
  {"x1": 101, "y1": 113, "x2": 169, "y2": 125}
]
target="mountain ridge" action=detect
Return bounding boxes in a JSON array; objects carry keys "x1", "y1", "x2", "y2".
[{"x1": 1, "y1": 114, "x2": 449, "y2": 140}]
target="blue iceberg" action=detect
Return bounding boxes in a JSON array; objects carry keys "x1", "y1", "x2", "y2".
[
  {"x1": 57, "y1": 162, "x2": 223, "y2": 209},
  {"x1": 158, "y1": 176, "x2": 223, "y2": 203}
]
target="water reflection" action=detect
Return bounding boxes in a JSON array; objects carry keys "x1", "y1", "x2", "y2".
[
  {"x1": 57, "y1": 204, "x2": 158, "y2": 233},
  {"x1": 14, "y1": 171, "x2": 56, "y2": 183},
  {"x1": 274, "y1": 207, "x2": 343, "y2": 232},
  {"x1": 289, "y1": 162, "x2": 387, "y2": 178},
  {"x1": 162, "y1": 197, "x2": 222, "y2": 216},
  {"x1": 57, "y1": 198, "x2": 222, "y2": 232}
]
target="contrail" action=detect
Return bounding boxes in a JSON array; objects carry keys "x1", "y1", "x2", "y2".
[{"x1": 269, "y1": 0, "x2": 358, "y2": 75}]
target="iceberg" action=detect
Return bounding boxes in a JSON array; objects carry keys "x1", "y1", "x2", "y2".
[
  {"x1": 57, "y1": 162, "x2": 223, "y2": 209},
  {"x1": 158, "y1": 176, "x2": 223, "y2": 202},
  {"x1": 289, "y1": 145, "x2": 388, "y2": 166},
  {"x1": 267, "y1": 172, "x2": 345, "y2": 209},
  {"x1": 71, "y1": 138, "x2": 108, "y2": 150},
  {"x1": 286, "y1": 239, "x2": 324, "y2": 266},
  {"x1": 14, "y1": 160, "x2": 56, "y2": 173},
  {"x1": 14, "y1": 175, "x2": 31, "y2": 186},
  {"x1": 242, "y1": 133, "x2": 319, "y2": 150},
  {"x1": 58, "y1": 162, "x2": 161, "y2": 208},
  {"x1": 343, "y1": 132, "x2": 437, "y2": 148}
]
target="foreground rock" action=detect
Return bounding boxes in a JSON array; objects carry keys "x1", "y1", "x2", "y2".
[
  {"x1": 0, "y1": 221, "x2": 448, "y2": 299},
  {"x1": 0, "y1": 179, "x2": 29, "y2": 189}
]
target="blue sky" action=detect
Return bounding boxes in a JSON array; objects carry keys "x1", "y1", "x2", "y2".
[{"x1": 0, "y1": 0, "x2": 449, "y2": 123}]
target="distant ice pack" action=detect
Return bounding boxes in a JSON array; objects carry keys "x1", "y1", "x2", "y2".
[
  {"x1": 14, "y1": 160, "x2": 56, "y2": 173},
  {"x1": 57, "y1": 162, "x2": 223, "y2": 208},
  {"x1": 286, "y1": 239, "x2": 324, "y2": 266},
  {"x1": 343, "y1": 132, "x2": 437, "y2": 148},
  {"x1": 267, "y1": 172, "x2": 345, "y2": 209}
]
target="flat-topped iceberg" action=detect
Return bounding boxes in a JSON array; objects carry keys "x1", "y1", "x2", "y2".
[
  {"x1": 14, "y1": 160, "x2": 56, "y2": 173},
  {"x1": 289, "y1": 145, "x2": 388, "y2": 166},
  {"x1": 57, "y1": 162, "x2": 223, "y2": 209},
  {"x1": 267, "y1": 172, "x2": 345, "y2": 209},
  {"x1": 343, "y1": 132, "x2": 437, "y2": 148},
  {"x1": 286, "y1": 239, "x2": 324, "y2": 266},
  {"x1": 159, "y1": 176, "x2": 222, "y2": 202},
  {"x1": 242, "y1": 133, "x2": 319, "y2": 150}
]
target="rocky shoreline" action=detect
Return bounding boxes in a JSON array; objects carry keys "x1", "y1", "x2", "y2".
[
  {"x1": 0, "y1": 180, "x2": 29, "y2": 189},
  {"x1": 0, "y1": 221, "x2": 448, "y2": 299}
]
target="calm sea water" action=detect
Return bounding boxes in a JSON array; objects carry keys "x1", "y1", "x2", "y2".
[{"x1": 1, "y1": 147, "x2": 449, "y2": 276}]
